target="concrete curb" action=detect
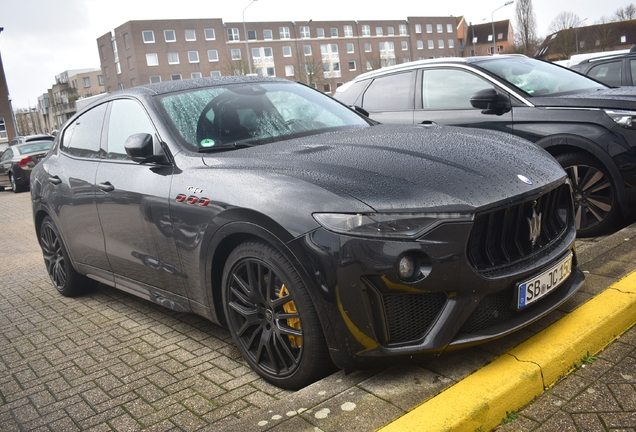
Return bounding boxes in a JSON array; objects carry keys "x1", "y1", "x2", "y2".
[{"x1": 378, "y1": 271, "x2": 636, "y2": 432}]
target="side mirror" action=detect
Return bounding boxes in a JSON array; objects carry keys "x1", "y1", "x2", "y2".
[
  {"x1": 124, "y1": 133, "x2": 168, "y2": 164},
  {"x1": 350, "y1": 105, "x2": 370, "y2": 117},
  {"x1": 470, "y1": 88, "x2": 511, "y2": 115}
]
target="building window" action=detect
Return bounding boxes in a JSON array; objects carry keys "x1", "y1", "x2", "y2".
[
  {"x1": 362, "y1": 25, "x2": 370, "y2": 36},
  {"x1": 348, "y1": 61, "x2": 356, "y2": 71},
  {"x1": 426, "y1": 24, "x2": 433, "y2": 33},
  {"x1": 231, "y1": 49, "x2": 241, "y2": 60},
  {"x1": 164, "y1": 30, "x2": 176, "y2": 42},
  {"x1": 112, "y1": 40, "x2": 118, "y2": 60},
  {"x1": 415, "y1": 24, "x2": 422, "y2": 34},
  {"x1": 344, "y1": 25, "x2": 353, "y2": 37},
  {"x1": 280, "y1": 27, "x2": 290, "y2": 39},
  {"x1": 447, "y1": 24, "x2": 453, "y2": 33},
  {"x1": 399, "y1": 24, "x2": 407, "y2": 35},
  {"x1": 0, "y1": 118, "x2": 6, "y2": 140},
  {"x1": 428, "y1": 40, "x2": 434, "y2": 49},
  {"x1": 365, "y1": 42, "x2": 372, "y2": 52},
  {"x1": 98, "y1": 75, "x2": 104, "y2": 85},
  {"x1": 116, "y1": 61, "x2": 121, "y2": 74},
  {"x1": 263, "y1": 29, "x2": 273, "y2": 40},
  {"x1": 438, "y1": 39, "x2": 444, "y2": 49},
  {"x1": 285, "y1": 65, "x2": 294, "y2": 76},
  {"x1": 185, "y1": 29, "x2": 196, "y2": 41},
  {"x1": 437, "y1": 24, "x2": 443, "y2": 33},
  {"x1": 317, "y1": 28, "x2": 325, "y2": 38},
  {"x1": 331, "y1": 28, "x2": 338, "y2": 37},
  {"x1": 498, "y1": 33, "x2": 504, "y2": 40},
  {"x1": 488, "y1": 34, "x2": 493, "y2": 42},
  {"x1": 188, "y1": 51, "x2": 199, "y2": 63},
  {"x1": 346, "y1": 43, "x2": 354, "y2": 53},
  {"x1": 208, "y1": 49, "x2": 219, "y2": 62},
  {"x1": 621, "y1": 35, "x2": 628, "y2": 43},
  {"x1": 376, "y1": 27, "x2": 383, "y2": 36},
  {"x1": 205, "y1": 28, "x2": 215, "y2": 40},
  {"x1": 211, "y1": 71, "x2": 221, "y2": 77},
  {"x1": 118, "y1": 83, "x2": 124, "y2": 90},
  {"x1": 282, "y1": 46, "x2": 292, "y2": 57},
  {"x1": 191, "y1": 72, "x2": 202, "y2": 79},
  {"x1": 366, "y1": 60, "x2": 373, "y2": 70},
  {"x1": 388, "y1": 26, "x2": 395, "y2": 36},
  {"x1": 403, "y1": 57, "x2": 410, "y2": 63},
  {"x1": 323, "y1": 83, "x2": 331, "y2": 93},
  {"x1": 401, "y1": 41, "x2": 408, "y2": 50},
  {"x1": 247, "y1": 30, "x2": 257, "y2": 40},
  {"x1": 417, "y1": 40, "x2": 423, "y2": 49},
  {"x1": 301, "y1": 26, "x2": 310, "y2": 38},
  {"x1": 228, "y1": 28, "x2": 240, "y2": 41},
  {"x1": 303, "y1": 45, "x2": 312, "y2": 56},
  {"x1": 171, "y1": 74, "x2": 182, "y2": 80},
  {"x1": 142, "y1": 30, "x2": 155, "y2": 43},
  {"x1": 149, "y1": 76, "x2": 161, "y2": 83},
  {"x1": 146, "y1": 53, "x2": 159, "y2": 66},
  {"x1": 168, "y1": 52, "x2": 180, "y2": 64},
  {"x1": 252, "y1": 47, "x2": 261, "y2": 59},
  {"x1": 448, "y1": 39, "x2": 455, "y2": 48},
  {"x1": 83, "y1": 77, "x2": 91, "y2": 87}
]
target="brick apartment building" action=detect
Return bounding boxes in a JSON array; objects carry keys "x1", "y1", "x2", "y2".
[
  {"x1": 97, "y1": 16, "x2": 468, "y2": 95},
  {"x1": 465, "y1": 20, "x2": 515, "y2": 56}
]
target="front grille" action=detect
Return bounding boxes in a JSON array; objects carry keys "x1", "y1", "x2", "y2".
[
  {"x1": 467, "y1": 183, "x2": 571, "y2": 273},
  {"x1": 383, "y1": 292, "x2": 447, "y2": 344},
  {"x1": 459, "y1": 288, "x2": 515, "y2": 334}
]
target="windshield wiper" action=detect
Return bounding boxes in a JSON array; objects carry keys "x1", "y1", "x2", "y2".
[{"x1": 198, "y1": 143, "x2": 258, "y2": 153}]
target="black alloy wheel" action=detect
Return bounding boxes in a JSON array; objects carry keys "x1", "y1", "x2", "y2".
[
  {"x1": 39, "y1": 216, "x2": 96, "y2": 296},
  {"x1": 556, "y1": 152, "x2": 619, "y2": 238},
  {"x1": 222, "y1": 241, "x2": 333, "y2": 390}
]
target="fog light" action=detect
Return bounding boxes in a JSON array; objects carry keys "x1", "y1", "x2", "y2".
[{"x1": 398, "y1": 255, "x2": 416, "y2": 280}]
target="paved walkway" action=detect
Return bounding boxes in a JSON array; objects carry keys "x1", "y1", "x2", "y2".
[{"x1": 0, "y1": 191, "x2": 634, "y2": 432}]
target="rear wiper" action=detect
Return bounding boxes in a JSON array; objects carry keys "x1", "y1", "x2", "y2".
[{"x1": 198, "y1": 143, "x2": 257, "y2": 152}]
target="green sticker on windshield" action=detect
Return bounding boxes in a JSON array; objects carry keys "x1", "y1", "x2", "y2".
[
  {"x1": 200, "y1": 139, "x2": 216, "y2": 147},
  {"x1": 525, "y1": 89, "x2": 535, "y2": 94}
]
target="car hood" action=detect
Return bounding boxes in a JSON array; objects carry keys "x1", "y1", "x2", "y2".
[
  {"x1": 532, "y1": 87, "x2": 636, "y2": 110},
  {"x1": 201, "y1": 124, "x2": 566, "y2": 213}
]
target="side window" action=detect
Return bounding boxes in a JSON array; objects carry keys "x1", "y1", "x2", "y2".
[
  {"x1": 361, "y1": 72, "x2": 414, "y2": 111},
  {"x1": 587, "y1": 61, "x2": 622, "y2": 87},
  {"x1": 631, "y1": 60, "x2": 636, "y2": 85},
  {"x1": 422, "y1": 69, "x2": 494, "y2": 109},
  {"x1": 107, "y1": 99, "x2": 156, "y2": 160},
  {"x1": 1, "y1": 149, "x2": 13, "y2": 162},
  {"x1": 336, "y1": 80, "x2": 370, "y2": 105},
  {"x1": 61, "y1": 104, "x2": 107, "y2": 158}
]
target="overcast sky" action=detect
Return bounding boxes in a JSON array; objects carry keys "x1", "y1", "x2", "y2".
[{"x1": 1, "y1": 0, "x2": 629, "y2": 109}]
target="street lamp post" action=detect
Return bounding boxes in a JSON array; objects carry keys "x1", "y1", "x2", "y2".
[
  {"x1": 491, "y1": 1, "x2": 513, "y2": 55},
  {"x1": 242, "y1": 0, "x2": 257, "y2": 75},
  {"x1": 574, "y1": 18, "x2": 588, "y2": 54}
]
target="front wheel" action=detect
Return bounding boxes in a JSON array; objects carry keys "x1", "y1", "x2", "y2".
[
  {"x1": 39, "y1": 216, "x2": 97, "y2": 296},
  {"x1": 221, "y1": 240, "x2": 334, "y2": 390},
  {"x1": 556, "y1": 152, "x2": 620, "y2": 238}
]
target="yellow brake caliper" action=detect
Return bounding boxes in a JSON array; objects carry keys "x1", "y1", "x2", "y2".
[{"x1": 279, "y1": 284, "x2": 302, "y2": 348}]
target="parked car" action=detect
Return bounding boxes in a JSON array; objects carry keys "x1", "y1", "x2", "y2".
[
  {"x1": 31, "y1": 77, "x2": 584, "y2": 389},
  {"x1": 335, "y1": 55, "x2": 636, "y2": 237},
  {"x1": 569, "y1": 46, "x2": 636, "y2": 87},
  {"x1": 9, "y1": 134, "x2": 54, "y2": 147},
  {"x1": 0, "y1": 140, "x2": 52, "y2": 192}
]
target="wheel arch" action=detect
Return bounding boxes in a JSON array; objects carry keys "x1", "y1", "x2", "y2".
[{"x1": 539, "y1": 134, "x2": 629, "y2": 215}]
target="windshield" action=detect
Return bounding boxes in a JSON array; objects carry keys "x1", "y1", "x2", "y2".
[
  {"x1": 476, "y1": 57, "x2": 607, "y2": 97},
  {"x1": 159, "y1": 81, "x2": 370, "y2": 150}
]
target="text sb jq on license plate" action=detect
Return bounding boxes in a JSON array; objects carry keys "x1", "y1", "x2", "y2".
[{"x1": 517, "y1": 251, "x2": 573, "y2": 309}]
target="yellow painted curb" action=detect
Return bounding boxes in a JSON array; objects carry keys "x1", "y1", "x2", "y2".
[{"x1": 378, "y1": 271, "x2": 636, "y2": 432}]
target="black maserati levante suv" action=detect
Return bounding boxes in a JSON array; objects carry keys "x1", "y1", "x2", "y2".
[
  {"x1": 31, "y1": 77, "x2": 584, "y2": 389},
  {"x1": 335, "y1": 55, "x2": 636, "y2": 238}
]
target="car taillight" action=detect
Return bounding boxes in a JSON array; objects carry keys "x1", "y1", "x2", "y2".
[{"x1": 18, "y1": 156, "x2": 35, "y2": 168}]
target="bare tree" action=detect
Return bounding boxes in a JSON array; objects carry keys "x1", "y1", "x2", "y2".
[
  {"x1": 515, "y1": 0, "x2": 540, "y2": 55},
  {"x1": 548, "y1": 11, "x2": 582, "y2": 33},
  {"x1": 614, "y1": 3, "x2": 636, "y2": 21},
  {"x1": 595, "y1": 16, "x2": 616, "y2": 51}
]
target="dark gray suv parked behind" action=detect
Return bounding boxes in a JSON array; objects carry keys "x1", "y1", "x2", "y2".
[{"x1": 335, "y1": 55, "x2": 636, "y2": 237}]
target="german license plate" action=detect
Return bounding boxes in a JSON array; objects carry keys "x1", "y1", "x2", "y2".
[{"x1": 517, "y1": 251, "x2": 573, "y2": 309}]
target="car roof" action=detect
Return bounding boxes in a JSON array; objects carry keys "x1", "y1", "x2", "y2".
[{"x1": 341, "y1": 54, "x2": 529, "y2": 82}]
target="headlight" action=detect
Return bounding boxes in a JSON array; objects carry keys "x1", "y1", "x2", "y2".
[
  {"x1": 605, "y1": 109, "x2": 636, "y2": 130},
  {"x1": 312, "y1": 213, "x2": 473, "y2": 238}
]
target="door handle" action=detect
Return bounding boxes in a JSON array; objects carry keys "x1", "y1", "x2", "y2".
[
  {"x1": 49, "y1": 176, "x2": 62, "y2": 185},
  {"x1": 98, "y1": 182, "x2": 115, "y2": 192}
]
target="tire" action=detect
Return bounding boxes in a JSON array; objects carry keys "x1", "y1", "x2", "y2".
[
  {"x1": 221, "y1": 240, "x2": 334, "y2": 390},
  {"x1": 556, "y1": 152, "x2": 621, "y2": 238},
  {"x1": 9, "y1": 174, "x2": 23, "y2": 193},
  {"x1": 39, "y1": 216, "x2": 97, "y2": 296}
]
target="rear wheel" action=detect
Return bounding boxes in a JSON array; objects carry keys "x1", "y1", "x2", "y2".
[
  {"x1": 39, "y1": 216, "x2": 97, "y2": 296},
  {"x1": 9, "y1": 174, "x2": 24, "y2": 193},
  {"x1": 556, "y1": 152, "x2": 620, "y2": 237},
  {"x1": 222, "y1": 240, "x2": 334, "y2": 390}
]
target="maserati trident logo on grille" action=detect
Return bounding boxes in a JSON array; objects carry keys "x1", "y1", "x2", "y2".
[
  {"x1": 528, "y1": 208, "x2": 542, "y2": 248},
  {"x1": 518, "y1": 174, "x2": 533, "y2": 185}
]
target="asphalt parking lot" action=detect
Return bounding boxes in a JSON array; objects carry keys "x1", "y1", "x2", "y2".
[{"x1": 1, "y1": 190, "x2": 635, "y2": 432}]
